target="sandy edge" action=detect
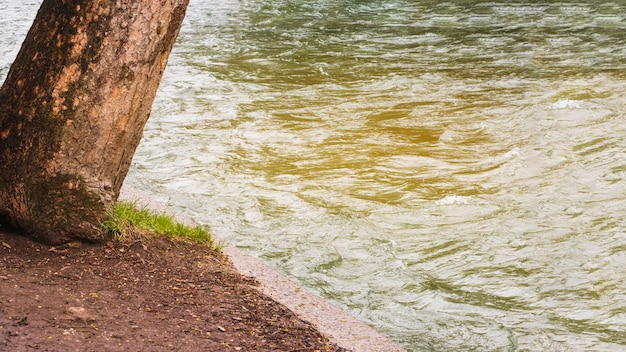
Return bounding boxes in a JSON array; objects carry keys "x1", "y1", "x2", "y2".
[{"x1": 120, "y1": 184, "x2": 406, "y2": 352}]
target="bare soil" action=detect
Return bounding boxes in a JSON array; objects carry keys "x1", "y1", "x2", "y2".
[{"x1": 0, "y1": 228, "x2": 348, "y2": 352}]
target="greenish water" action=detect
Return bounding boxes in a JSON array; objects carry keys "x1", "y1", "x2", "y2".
[{"x1": 3, "y1": 1, "x2": 626, "y2": 351}]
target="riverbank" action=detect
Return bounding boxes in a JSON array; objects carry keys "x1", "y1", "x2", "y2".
[
  {"x1": 0, "y1": 185, "x2": 405, "y2": 351},
  {"x1": 0, "y1": 225, "x2": 344, "y2": 351},
  {"x1": 120, "y1": 185, "x2": 407, "y2": 352}
]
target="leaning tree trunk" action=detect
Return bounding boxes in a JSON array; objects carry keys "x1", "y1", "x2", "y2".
[{"x1": 0, "y1": 0, "x2": 189, "y2": 244}]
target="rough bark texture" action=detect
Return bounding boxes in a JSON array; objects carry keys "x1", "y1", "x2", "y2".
[{"x1": 0, "y1": 0, "x2": 189, "y2": 244}]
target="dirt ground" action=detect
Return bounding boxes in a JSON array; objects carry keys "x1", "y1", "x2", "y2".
[{"x1": 0, "y1": 228, "x2": 348, "y2": 352}]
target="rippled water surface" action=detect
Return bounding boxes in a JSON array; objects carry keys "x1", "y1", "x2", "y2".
[{"x1": 2, "y1": 1, "x2": 626, "y2": 351}]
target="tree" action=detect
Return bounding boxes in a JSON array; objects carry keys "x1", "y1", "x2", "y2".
[{"x1": 0, "y1": 0, "x2": 190, "y2": 244}]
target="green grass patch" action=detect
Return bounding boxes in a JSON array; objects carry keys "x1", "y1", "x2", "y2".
[{"x1": 102, "y1": 201, "x2": 216, "y2": 248}]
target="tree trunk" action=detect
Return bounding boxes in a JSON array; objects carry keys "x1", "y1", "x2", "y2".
[{"x1": 0, "y1": 0, "x2": 189, "y2": 244}]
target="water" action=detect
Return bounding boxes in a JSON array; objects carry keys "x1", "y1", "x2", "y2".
[{"x1": 2, "y1": 1, "x2": 626, "y2": 351}]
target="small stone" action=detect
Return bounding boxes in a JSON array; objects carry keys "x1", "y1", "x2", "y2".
[
  {"x1": 66, "y1": 241, "x2": 82, "y2": 249},
  {"x1": 67, "y1": 307, "x2": 96, "y2": 322}
]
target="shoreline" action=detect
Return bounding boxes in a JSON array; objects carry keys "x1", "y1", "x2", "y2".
[{"x1": 120, "y1": 184, "x2": 406, "y2": 352}]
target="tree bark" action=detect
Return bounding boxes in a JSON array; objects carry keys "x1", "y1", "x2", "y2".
[{"x1": 0, "y1": 0, "x2": 189, "y2": 244}]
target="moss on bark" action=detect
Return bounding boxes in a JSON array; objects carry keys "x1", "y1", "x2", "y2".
[{"x1": 0, "y1": 0, "x2": 190, "y2": 244}]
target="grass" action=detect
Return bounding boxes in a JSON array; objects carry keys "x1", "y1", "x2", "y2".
[{"x1": 102, "y1": 201, "x2": 218, "y2": 249}]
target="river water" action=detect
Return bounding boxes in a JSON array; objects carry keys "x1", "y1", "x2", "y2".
[{"x1": 2, "y1": 1, "x2": 626, "y2": 351}]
